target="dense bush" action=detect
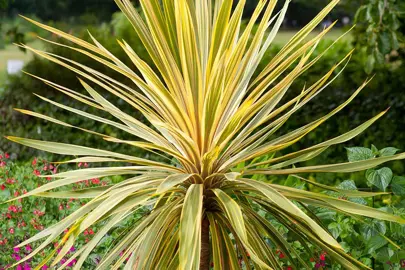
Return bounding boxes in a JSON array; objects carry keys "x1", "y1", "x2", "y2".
[
  {"x1": 268, "y1": 145, "x2": 405, "y2": 269},
  {"x1": 0, "y1": 13, "x2": 151, "y2": 160},
  {"x1": 265, "y1": 39, "x2": 405, "y2": 174}
]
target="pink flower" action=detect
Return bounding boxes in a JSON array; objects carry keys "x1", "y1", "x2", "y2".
[
  {"x1": 33, "y1": 170, "x2": 40, "y2": 176},
  {"x1": 24, "y1": 264, "x2": 31, "y2": 270},
  {"x1": 16, "y1": 265, "x2": 23, "y2": 270},
  {"x1": 91, "y1": 178, "x2": 100, "y2": 185},
  {"x1": 1, "y1": 184, "x2": 6, "y2": 191},
  {"x1": 13, "y1": 247, "x2": 20, "y2": 253},
  {"x1": 6, "y1": 178, "x2": 16, "y2": 184},
  {"x1": 12, "y1": 253, "x2": 21, "y2": 261},
  {"x1": 41, "y1": 266, "x2": 49, "y2": 270},
  {"x1": 25, "y1": 245, "x2": 32, "y2": 252},
  {"x1": 32, "y1": 158, "x2": 37, "y2": 166},
  {"x1": 67, "y1": 259, "x2": 77, "y2": 267},
  {"x1": 0, "y1": 161, "x2": 5, "y2": 167},
  {"x1": 9, "y1": 228, "x2": 15, "y2": 234},
  {"x1": 5, "y1": 153, "x2": 9, "y2": 159}
]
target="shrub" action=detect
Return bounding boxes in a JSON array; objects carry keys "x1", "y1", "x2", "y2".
[
  {"x1": 0, "y1": 152, "x2": 146, "y2": 269},
  {"x1": 0, "y1": 14, "x2": 151, "y2": 160}
]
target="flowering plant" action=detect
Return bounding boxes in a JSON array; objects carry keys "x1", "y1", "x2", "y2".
[{"x1": 0, "y1": 152, "x2": 120, "y2": 269}]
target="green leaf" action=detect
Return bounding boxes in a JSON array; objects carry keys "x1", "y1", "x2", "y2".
[
  {"x1": 371, "y1": 145, "x2": 379, "y2": 156},
  {"x1": 360, "y1": 220, "x2": 386, "y2": 241},
  {"x1": 373, "y1": 49, "x2": 385, "y2": 65},
  {"x1": 378, "y1": 31, "x2": 391, "y2": 54},
  {"x1": 0, "y1": 189, "x2": 11, "y2": 201},
  {"x1": 391, "y1": 32, "x2": 399, "y2": 50},
  {"x1": 379, "y1": 147, "x2": 399, "y2": 157},
  {"x1": 336, "y1": 180, "x2": 367, "y2": 205},
  {"x1": 336, "y1": 180, "x2": 357, "y2": 190},
  {"x1": 390, "y1": 250, "x2": 405, "y2": 264},
  {"x1": 375, "y1": 247, "x2": 394, "y2": 263},
  {"x1": 391, "y1": 176, "x2": 405, "y2": 196},
  {"x1": 366, "y1": 167, "x2": 393, "y2": 191},
  {"x1": 346, "y1": 147, "x2": 374, "y2": 162},
  {"x1": 328, "y1": 222, "x2": 341, "y2": 239},
  {"x1": 366, "y1": 235, "x2": 388, "y2": 254},
  {"x1": 365, "y1": 54, "x2": 375, "y2": 74}
]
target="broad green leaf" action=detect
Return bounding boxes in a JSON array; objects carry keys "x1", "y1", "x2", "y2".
[
  {"x1": 365, "y1": 54, "x2": 375, "y2": 74},
  {"x1": 366, "y1": 235, "x2": 388, "y2": 254},
  {"x1": 391, "y1": 176, "x2": 405, "y2": 196},
  {"x1": 366, "y1": 167, "x2": 393, "y2": 191},
  {"x1": 346, "y1": 147, "x2": 374, "y2": 162},
  {"x1": 360, "y1": 220, "x2": 387, "y2": 241},
  {"x1": 379, "y1": 147, "x2": 399, "y2": 157},
  {"x1": 375, "y1": 247, "x2": 394, "y2": 263},
  {"x1": 336, "y1": 180, "x2": 367, "y2": 205},
  {"x1": 378, "y1": 31, "x2": 391, "y2": 54}
]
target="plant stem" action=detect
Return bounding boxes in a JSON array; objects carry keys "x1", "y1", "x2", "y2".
[{"x1": 200, "y1": 217, "x2": 210, "y2": 270}]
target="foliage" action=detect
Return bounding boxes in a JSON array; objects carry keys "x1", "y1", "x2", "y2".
[
  {"x1": 2, "y1": 148, "x2": 405, "y2": 269},
  {"x1": 0, "y1": 0, "x2": 12, "y2": 10},
  {"x1": 269, "y1": 37, "x2": 405, "y2": 174},
  {"x1": 318, "y1": 146, "x2": 405, "y2": 269},
  {"x1": 0, "y1": 152, "x2": 145, "y2": 269},
  {"x1": 5, "y1": 0, "x2": 405, "y2": 269},
  {"x1": 353, "y1": 0, "x2": 405, "y2": 73},
  {"x1": 267, "y1": 145, "x2": 405, "y2": 269},
  {"x1": 0, "y1": 14, "x2": 150, "y2": 160},
  {"x1": 3, "y1": 0, "x2": 119, "y2": 22}
]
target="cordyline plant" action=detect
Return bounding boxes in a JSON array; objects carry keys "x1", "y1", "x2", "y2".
[{"x1": 6, "y1": 0, "x2": 405, "y2": 269}]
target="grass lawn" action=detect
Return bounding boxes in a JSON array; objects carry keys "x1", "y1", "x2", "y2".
[
  {"x1": 272, "y1": 28, "x2": 352, "y2": 45},
  {"x1": 0, "y1": 39, "x2": 43, "y2": 88}
]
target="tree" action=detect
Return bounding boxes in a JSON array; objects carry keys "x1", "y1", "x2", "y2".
[{"x1": 7, "y1": 0, "x2": 405, "y2": 269}]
